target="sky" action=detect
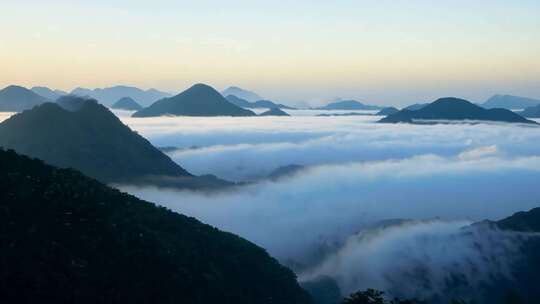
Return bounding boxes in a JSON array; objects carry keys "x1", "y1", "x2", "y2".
[{"x1": 1, "y1": 0, "x2": 539, "y2": 106}]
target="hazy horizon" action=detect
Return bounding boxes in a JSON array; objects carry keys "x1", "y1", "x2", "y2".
[{"x1": 2, "y1": 0, "x2": 539, "y2": 106}]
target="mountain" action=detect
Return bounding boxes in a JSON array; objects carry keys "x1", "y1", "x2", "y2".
[
  {"x1": 133, "y1": 84, "x2": 256, "y2": 117},
  {"x1": 0, "y1": 99, "x2": 195, "y2": 185},
  {"x1": 222, "y1": 86, "x2": 262, "y2": 102},
  {"x1": 111, "y1": 97, "x2": 143, "y2": 111},
  {"x1": 483, "y1": 94, "x2": 540, "y2": 110},
  {"x1": 253, "y1": 100, "x2": 296, "y2": 110},
  {"x1": 259, "y1": 108, "x2": 290, "y2": 116},
  {"x1": 0, "y1": 148, "x2": 311, "y2": 304},
  {"x1": 318, "y1": 100, "x2": 382, "y2": 111},
  {"x1": 0, "y1": 85, "x2": 51, "y2": 112},
  {"x1": 519, "y1": 104, "x2": 540, "y2": 118},
  {"x1": 379, "y1": 97, "x2": 537, "y2": 124},
  {"x1": 226, "y1": 94, "x2": 253, "y2": 108},
  {"x1": 56, "y1": 95, "x2": 97, "y2": 112},
  {"x1": 31, "y1": 86, "x2": 68, "y2": 100},
  {"x1": 226, "y1": 95, "x2": 296, "y2": 110},
  {"x1": 376, "y1": 107, "x2": 399, "y2": 116},
  {"x1": 403, "y1": 103, "x2": 428, "y2": 111},
  {"x1": 71, "y1": 85, "x2": 171, "y2": 107},
  {"x1": 493, "y1": 207, "x2": 540, "y2": 303}
]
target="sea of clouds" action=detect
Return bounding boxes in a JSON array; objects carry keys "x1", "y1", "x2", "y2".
[{"x1": 115, "y1": 110, "x2": 540, "y2": 300}]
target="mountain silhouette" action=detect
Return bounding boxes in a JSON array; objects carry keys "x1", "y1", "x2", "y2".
[
  {"x1": 71, "y1": 85, "x2": 170, "y2": 107},
  {"x1": 403, "y1": 103, "x2": 428, "y2": 111},
  {"x1": 519, "y1": 104, "x2": 540, "y2": 118},
  {"x1": 379, "y1": 97, "x2": 537, "y2": 124},
  {"x1": 259, "y1": 108, "x2": 290, "y2": 116},
  {"x1": 318, "y1": 100, "x2": 382, "y2": 110},
  {"x1": 56, "y1": 95, "x2": 98, "y2": 112},
  {"x1": 0, "y1": 148, "x2": 310, "y2": 304},
  {"x1": 0, "y1": 100, "x2": 193, "y2": 184},
  {"x1": 133, "y1": 84, "x2": 256, "y2": 117},
  {"x1": 483, "y1": 94, "x2": 540, "y2": 110},
  {"x1": 376, "y1": 107, "x2": 399, "y2": 115},
  {"x1": 226, "y1": 94, "x2": 252, "y2": 107},
  {"x1": 0, "y1": 85, "x2": 50, "y2": 112},
  {"x1": 226, "y1": 95, "x2": 295, "y2": 109},
  {"x1": 221, "y1": 86, "x2": 262, "y2": 102},
  {"x1": 31, "y1": 86, "x2": 68, "y2": 100},
  {"x1": 111, "y1": 97, "x2": 143, "y2": 111}
]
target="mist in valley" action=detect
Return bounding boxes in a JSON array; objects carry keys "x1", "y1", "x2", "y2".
[{"x1": 116, "y1": 112, "x2": 540, "y2": 300}]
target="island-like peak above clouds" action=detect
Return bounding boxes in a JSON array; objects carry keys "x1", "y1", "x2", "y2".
[
  {"x1": 0, "y1": 85, "x2": 51, "y2": 112},
  {"x1": 259, "y1": 107, "x2": 290, "y2": 116},
  {"x1": 133, "y1": 83, "x2": 256, "y2": 117},
  {"x1": 483, "y1": 94, "x2": 540, "y2": 110},
  {"x1": 379, "y1": 97, "x2": 537, "y2": 124},
  {"x1": 221, "y1": 86, "x2": 263, "y2": 102},
  {"x1": 318, "y1": 99, "x2": 383, "y2": 111},
  {"x1": 0, "y1": 100, "x2": 193, "y2": 184},
  {"x1": 376, "y1": 107, "x2": 399, "y2": 116},
  {"x1": 0, "y1": 148, "x2": 311, "y2": 304},
  {"x1": 71, "y1": 85, "x2": 171, "y2": 107},
  {"x1": 226, "y1": 95, "x2": 296, "y2": 110},
  {"x1": 111, "y1": 97, "x2": 143, "y2": 111}
]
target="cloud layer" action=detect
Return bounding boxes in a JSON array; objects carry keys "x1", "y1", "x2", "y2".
[{"x1": 116, "y1": 112, "x2": 540, "y2": 299}]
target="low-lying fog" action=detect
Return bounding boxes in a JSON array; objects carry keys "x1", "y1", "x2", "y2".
[
  {"x1": 115, "y1": 109, "x2": 540, "y2": 300},
  {"x1": 5, "y1": 108, "x2": 539, "y2": 300}
]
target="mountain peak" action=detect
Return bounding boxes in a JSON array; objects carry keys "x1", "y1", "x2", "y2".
[
  {"x1": 133, "y1": 84, "x2": 256, "y2": 117},
  {"x1": 0, "y1": 85, "x2": 50, "y2": 112},
  {"x1": 0, "y1": 101, "x2": 192, "y2": 183},
  {"x1": 380, "y1": 97, "x2": 537, "y2": 124},
  {"x1": 111, "y1": 97, "x2": 143, "y2": 111}
]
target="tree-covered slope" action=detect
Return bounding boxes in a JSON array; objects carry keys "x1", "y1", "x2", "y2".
[
  {"x1": 0, "y1": 149, "x2": 311, "y2": 304},
  {"x1": 0, "y1": 100, "x2": 191, "y2": 183}
]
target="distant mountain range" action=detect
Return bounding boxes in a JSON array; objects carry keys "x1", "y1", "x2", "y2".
[
  {"x1": 0, "y1": 98, "x2": 231, "y2": 189},
  {"x1": 111, "y1": 97, "x2": 143, "y2": 111},
  {"x1": 71, "y1": 85, "x2": 171, "y2": 107},
  {"x1": 317, "y1": 100, "x2": 383, "y2": 111},
  {"x1": 483, "y1": 94, "x2": 540, "y2": 110},
  {"x1": 226, "y1": 95, "x2": 296, "y2": 110},
  {"x1": 31, "y1": 86, "x2": 68, "y2": 100},
  {"x1": 221, "y1": 86, "x2": 262, "y2": 102},
  {"x1": 133, "y1": 84, "x2": 256, "y2": 117},
  {"x1": 379, "y1": 97, "x2": 537, "y2": 124},
  {"x1": 259, "y1": 108, "x2": 290, "y2": 116},
  {"x1": 0, "y1": 85, "x2": 51, "y2": 112},
  {"x1": 520, "y1": 104, "x2": 540, "y2": 118},
  {"x1": 0, "y1": 148, "x2": 311, "y2": 304}
]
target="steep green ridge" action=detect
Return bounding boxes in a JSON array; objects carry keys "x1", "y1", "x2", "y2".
[
  {"x1": 0, "y1": 149, "x2": 311, "y2": 304},
  {"x1": 133, "y1": 84, "x2": 256, "y2": 117},
  {"x1": 0, "y1": 100, "x2": 191, "y2": 183}
]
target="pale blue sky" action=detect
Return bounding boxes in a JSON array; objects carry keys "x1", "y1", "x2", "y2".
[{"x1": 1, "y1": 0, "x2": 539, "y2": 105}]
